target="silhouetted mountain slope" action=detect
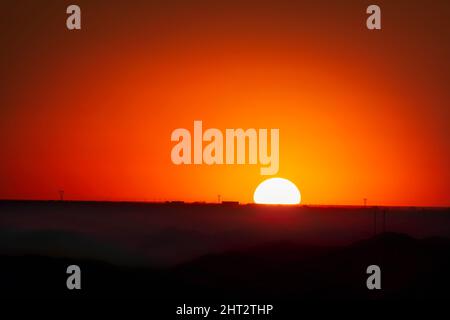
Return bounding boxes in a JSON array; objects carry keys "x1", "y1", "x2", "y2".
[{"x1": 2, "y1": 233, "x2": 450, "y2": 299}]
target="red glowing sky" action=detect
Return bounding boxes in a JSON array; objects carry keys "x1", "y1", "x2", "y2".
[{"x1": 1, "y1": 0, "x2": 449, "y2": 206}]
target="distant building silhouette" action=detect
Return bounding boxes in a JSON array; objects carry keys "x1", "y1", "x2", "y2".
[
  {"x1": 221, "y1": 201, "x2": 239, "y2": 206},
  {"x1": 167, "y1": 201, "x2": 185, "y2": 205}
]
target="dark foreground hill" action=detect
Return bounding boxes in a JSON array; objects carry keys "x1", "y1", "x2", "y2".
[
  {"x1": 2, "y1": 232, "x2": 450, "y2": 299},
  {"x1": 2, "y1": 201, "x2": 450, "y2": 268}
]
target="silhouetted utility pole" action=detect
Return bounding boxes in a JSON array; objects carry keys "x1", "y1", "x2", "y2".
[
  {"x1": 373, "y1": 207, "x2": 377, "y2": 236},
  {"x1": 363, "y1": 198, "x2": 367, "y2": 207},
  {"x1": 59, "y1": 190, "x2": 64, "y2": 201},
  {"x1": 218, "y1": 194, "x2": 221, "y2": 203}
]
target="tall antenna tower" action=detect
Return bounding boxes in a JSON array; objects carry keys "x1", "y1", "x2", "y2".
[
  {"x1": 218, "y1": 194, "x2": 221, "y2": 203},
  {"x1": 363, "y1": 198, "x2": 367, "y2": 207},
  {"x1": 59, "y1": 189, "x2": 64, "y2": 201}
]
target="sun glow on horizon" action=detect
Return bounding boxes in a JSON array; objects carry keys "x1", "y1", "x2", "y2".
[{"x1": 253, "y1": 178, "x2": 301, "y2": 205}]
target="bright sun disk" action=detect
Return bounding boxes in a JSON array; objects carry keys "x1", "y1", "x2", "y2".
[{"x1": 253, "y1": 177, "x2": 301, "y2": 205}]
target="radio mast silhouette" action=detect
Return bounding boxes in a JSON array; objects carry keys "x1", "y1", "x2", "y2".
[{"x1": 59, "y1": 190, "x2": 64, "y2": 201}]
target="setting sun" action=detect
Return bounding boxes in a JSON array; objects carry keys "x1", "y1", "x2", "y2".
[{"x1": 253, "y1": 178, "x2": 301, "y2": 205}]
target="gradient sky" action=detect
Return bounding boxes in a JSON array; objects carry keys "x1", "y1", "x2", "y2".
[{"x1": 1, "y1": 0, "x2": 449, "y2": 206}]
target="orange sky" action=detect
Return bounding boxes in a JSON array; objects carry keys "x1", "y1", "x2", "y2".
[{"x1": 1, "y1": 0, "x2": 449, "y2": 206}]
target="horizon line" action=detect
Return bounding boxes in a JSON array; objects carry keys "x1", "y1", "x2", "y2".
[{"x1": 0, "y1": 198, "x2": 449, "y2": 210}]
